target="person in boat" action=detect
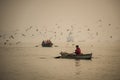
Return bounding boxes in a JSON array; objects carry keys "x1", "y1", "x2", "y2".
[
  {"x1": 75, "y1": 45, "x2": 81, "y2": 55},
  {"x1": 42, "y1": 40, "x2": 45, "y2": 45},
  {"x1": 47, "y1": 40, "x2": 51, "y2": 44}
]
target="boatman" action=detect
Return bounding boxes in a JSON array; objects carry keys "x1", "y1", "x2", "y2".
[{"x1": 75, "y1": 45, "x2": 81, "y2": 55}]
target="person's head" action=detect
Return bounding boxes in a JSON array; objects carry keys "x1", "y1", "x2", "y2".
[{"x1": 76, "y1": 45, "x2": 79, "y2": 48}]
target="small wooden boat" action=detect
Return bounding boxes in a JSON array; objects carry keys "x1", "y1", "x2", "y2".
[{"x1": 55, "y1": 52, "x2": 92, "y2": 59}]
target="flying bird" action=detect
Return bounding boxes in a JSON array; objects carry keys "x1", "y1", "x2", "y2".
[{"x1": 9, "y1": 35, "x2": 14, "y2": 39}]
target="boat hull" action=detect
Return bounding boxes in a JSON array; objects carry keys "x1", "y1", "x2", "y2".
[
  {"x1": 59, "y1": 52, "x2": 92, "y2": 59},
  {"x1": 41, "y1": 43, "x2": 53, "y2": 47}
]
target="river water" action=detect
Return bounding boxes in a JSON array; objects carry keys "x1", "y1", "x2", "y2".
[{"x1": 0, "y1": 42, "x2": 120, "y2": 80}]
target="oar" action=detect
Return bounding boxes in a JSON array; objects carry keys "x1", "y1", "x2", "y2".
[{"x1": 54, "y1": 56, "x2": 61, "y2": 58}]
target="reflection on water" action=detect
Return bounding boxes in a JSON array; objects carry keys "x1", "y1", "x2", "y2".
[
  {"x1": 75, "y1": 60, "x2": 81, "y2": 75},
  {"x1": 75, "y1": 60, "x2": 81, "y2": 67}
]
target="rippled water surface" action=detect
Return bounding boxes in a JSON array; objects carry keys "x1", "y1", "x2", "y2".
[{"x1": 0, "y1": 43, "x2": 120, "y2": 80}]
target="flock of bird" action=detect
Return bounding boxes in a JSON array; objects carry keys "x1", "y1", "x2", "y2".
[{"x1": 0, "y1": 20, "x2": 116, "y2": 47}]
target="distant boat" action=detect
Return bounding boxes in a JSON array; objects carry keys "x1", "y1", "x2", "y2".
[
  {"x1": 55, "y1": 52, "x2": 92, "y2": 60},
  {"x1": 41, "y1": 43, "x2": 53, "y2": 47},
  {"x1": 41, "y1": 40, "x2": 53, "y2": 47}
]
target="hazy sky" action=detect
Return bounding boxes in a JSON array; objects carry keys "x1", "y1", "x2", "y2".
[
  {"x1": 0, "y1": 0, "x2": 119, "y2": 31},
  {"x1": 0, "y1": 0, "x2": 120, "y2": 43}
]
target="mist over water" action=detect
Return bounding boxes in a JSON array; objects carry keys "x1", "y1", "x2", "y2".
[
  {"x1": 0, "y1": 0, "x2": 120, "y2": 80},
  {"x1": 0, "y1": 0, "x2": 120, "y2": 46}
]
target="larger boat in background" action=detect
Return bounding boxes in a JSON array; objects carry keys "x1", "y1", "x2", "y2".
[{"x1": 41, "y1": 40, "x2": 53, "y2": 47}]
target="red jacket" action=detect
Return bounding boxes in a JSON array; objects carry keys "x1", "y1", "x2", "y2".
[{"x1": 75, "y1": 48, "x2": 81, "y2": 55}]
